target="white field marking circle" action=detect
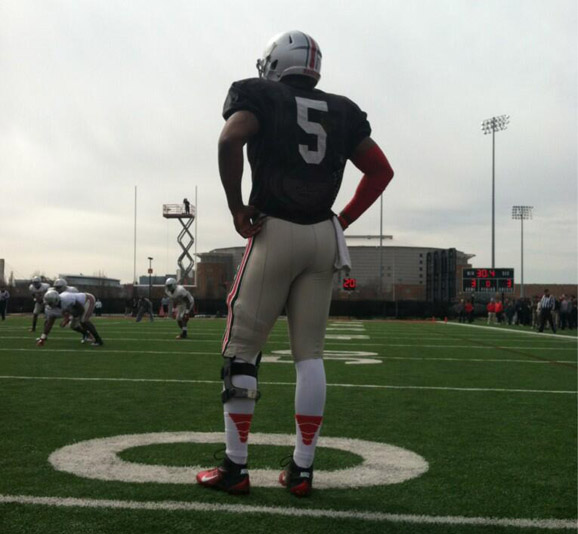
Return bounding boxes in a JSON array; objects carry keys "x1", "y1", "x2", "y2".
[
  {"x1": 48, "y1": 432, "x2": 428, "y2": 489},
  {"x1": 267, "y1": 350, "x2": 381, "y2": 365},
  {"x1": 262, "y1": 355, "x2": 381, "y2": 365},
  {"x1": 326, "y1": 327, "x2": 366, "y2": 331},
  {"x1": 272, "y1": 350, "x2": 378, "y2": 357},
  {"x1": 325, "y1": 334, "x2": 370, "y2": 340}
]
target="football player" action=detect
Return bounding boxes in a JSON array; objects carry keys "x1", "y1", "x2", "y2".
[
  {"x1": 135, "y1": 297, "x2": 154, "y2": 322},
  {"x1": 29, "y1": 276, "x2": 50, "y2": 332},
  {"x1": 164, "y1": 278, "x2": 195, "y2": 339},
  {"x1": 52, "y1": 278, "x2": 79, "y2": 294},
  {"x1": 197, "y1": 31, "x2": 394, "y2": 497},
  {"x1": 36, "y1": 289, "x2": 104, "y2": 347},
  {"x1": 51, "y1": 278, "x2": 79, "y2": 329}
]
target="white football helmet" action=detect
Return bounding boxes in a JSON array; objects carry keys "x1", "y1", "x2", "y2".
[
  {"x1": 165, "y1": 278, "x2": 177, "y2": 293},
  {"x1": 32, "y1": 276, "x2": 42, "y2": 289},
  {"x1": 53, "y1": 278, "x2": 68, "y2": 293},
  {"x1": 256, "y1": 31, "x2": 322, "y2": 85},
  {"x1": 44, "y1": 289, "x2": 60, "y2": 307}
]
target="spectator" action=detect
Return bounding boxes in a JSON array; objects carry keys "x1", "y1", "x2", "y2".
[
  {"x1": 494, "y1": 299, "x2": 504, "y2": 324},
  {"x1": 505, "y1": 298, "x2": 515, "y2": 325},
  {"x1": 538, "y1": 289, "x2": 556, "y2": 334},
  {"x1": 161, "y1": 295, "x2": 170, "y2": 318},
  {"x1": 465, "y1": 300, "x2": 474, "y2": 323},
  {"x1": 568, "y1": 295, "x2": 578, "y2": 330},
  {"x1": 124, "y1": 299, "x2": 133, "y2": 317},
  {"x1": 486, "y1": 299, "x2": 496, "y2": 325},
  {"x1": 456, "y1": 299, "x2": 466, "y2": 323},
  {"x1": 559, "y1": 295, "x2": 569, "y2": 330},
  {"x1": 0, "y1": 286, "x2": 9, "y2": 321},
  {"x1": 532, "y1": 296, "x2": 541, "y2": 330},
  {"x1": 95, "y1": 298, "x2": 103, "y2": 317},
  {"x1": 553, "y1": 295, "x2": 561, "y2": 330}
]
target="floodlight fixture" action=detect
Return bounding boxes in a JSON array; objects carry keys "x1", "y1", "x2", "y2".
[
  {"x1": 511, "y1": 206, "x2": 533, "y2": 298},
  {"x1": 481, "y1": 114, "x2": 510, "y2": 134},
  {"x1": 481, "y1": 114, "x2": 511, "y2": 268},
  {"x1": 512, "y1": 205, "x2": 533, "y2": 220}
]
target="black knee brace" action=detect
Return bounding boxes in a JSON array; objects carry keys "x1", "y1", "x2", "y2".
[{"x1": 221, "y1": 354, "x2": 262, "y2": 404}]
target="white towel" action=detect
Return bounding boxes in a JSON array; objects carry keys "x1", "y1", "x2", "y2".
[{"x1": 332, "y1": 216, "x2": 352, "y2": 272}]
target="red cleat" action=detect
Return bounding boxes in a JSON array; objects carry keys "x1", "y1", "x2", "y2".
[
  {"x1": 197, "y1": 455, "x2": 250, "y2": 495},
  {"x1": 279, "y1": 458, "x2": 313, "y2": 497}
]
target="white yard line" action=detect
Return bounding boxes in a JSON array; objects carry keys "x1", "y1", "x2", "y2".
[
  {"x1": 0, "y1": 494, "x2": 575, "y2": 530},
  {"x1": 0, "y1": 375, "x2": 574, "y2": 394},
  {"x1": 441, "y1": 322, "x2": 576, "y2": 339},
  {"x1": 1, "y1": 343, "x2": 575, "y2": 352},
  {"x1": 1, "y1": 348, "x2": 575, "y2": 364},
  {"x1": 0, "y1": 348, "x2": 217, "y2": 356}
]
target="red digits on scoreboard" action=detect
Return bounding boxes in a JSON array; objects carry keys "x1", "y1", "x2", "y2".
[{"x1": 343, "y1": 278, "x2": 357, "y2": 290}]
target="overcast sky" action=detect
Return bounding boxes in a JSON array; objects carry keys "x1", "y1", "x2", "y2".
[{"x1": 1, "y1": 0, "x2": 576, "y2": 285}]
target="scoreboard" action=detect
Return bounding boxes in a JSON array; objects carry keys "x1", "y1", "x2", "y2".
[{"x1": 462, "y1": 268, "x2": 514, "y2": 293}]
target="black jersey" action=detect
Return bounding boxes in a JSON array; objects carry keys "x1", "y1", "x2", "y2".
[{"x1": 223, "y1": 78, "x2": 371, "y2": 224}]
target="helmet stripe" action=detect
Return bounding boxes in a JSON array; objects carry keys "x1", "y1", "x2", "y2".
[
  {"x1": 300, "y1": 32, "x2": 312, "y2": 69},
  {"x1": 309, "y1": 38, "x2": 318, "y2": 70}
]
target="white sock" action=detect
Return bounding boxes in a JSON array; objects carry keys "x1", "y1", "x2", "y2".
[
  {"x1": 293, "y1": 358, "x2": 326, "y2": 468},
  {"x1": 223, "y1": 371, "x2": 256, "y2": 465}
]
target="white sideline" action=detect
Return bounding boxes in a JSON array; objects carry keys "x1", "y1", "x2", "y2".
[
  {"x1": 0, "y1": 375, "x2": 575, "y2": 394},
  {"x1": 440, "y1": 322, "x2": 572, "y2": 339},
  {"x1": 0, "y1": 494, "x2": 575, "y2": 530}
]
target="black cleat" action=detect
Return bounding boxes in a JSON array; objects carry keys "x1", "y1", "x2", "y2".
[
  {"x1": 279, "y1": 458, "x2": 313, "y2": 497},
  {"x1": 196, "y1": 455, "x2": 250, "y2": 495}
]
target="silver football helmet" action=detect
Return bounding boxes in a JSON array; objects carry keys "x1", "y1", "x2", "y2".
[
  {"x1": 165, "y1": 278, "x2": 177, "y2": 293},
  {"x1": 53, "y1": 278, "x2": 68, "y2": 294},
  {"x1": 32, "y1": 276, "x2": 42, "y2": 289},
  {"x1": 256, "y1": 31, "x2": 322, "y2": 85},
  {"x1": 44, "y1": 289, "x2": 60, "y2": 307}
]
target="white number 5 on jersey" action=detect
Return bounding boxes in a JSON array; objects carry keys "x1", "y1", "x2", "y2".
[{"x1": 295, "y1": 97, "x2": 328, "y2": 164}]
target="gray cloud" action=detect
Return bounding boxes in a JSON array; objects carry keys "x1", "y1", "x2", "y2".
[{"x1": 1, "y1": 0, "x2": 576, "y2": 283}]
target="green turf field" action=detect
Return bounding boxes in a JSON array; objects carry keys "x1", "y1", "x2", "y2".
[{"x1": 0, "y1": 316, "x2": 576, "y2": 534}]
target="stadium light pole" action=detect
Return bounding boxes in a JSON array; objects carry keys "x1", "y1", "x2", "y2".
[
  {"x1": 511, "y1": 206, "x2": 533, "y2": 298},
  {"x1": 147, "y1": 257, "x2": 154, "y2": 299},
  {"x1": 481, "y1": 114, "x2": 510, "y2": 268}
]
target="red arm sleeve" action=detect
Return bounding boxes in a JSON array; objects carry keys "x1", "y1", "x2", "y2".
[{"x1": 338, "y1": 144, "x2": 394, "y2": 229}]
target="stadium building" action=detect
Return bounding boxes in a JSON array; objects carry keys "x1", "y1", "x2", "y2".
[
  {"x1": 196, "y1": 242, "x2": 474, "y2": 302},
  {"x1": 58, "y1": 274, "x2": 121, "y2": 288}
]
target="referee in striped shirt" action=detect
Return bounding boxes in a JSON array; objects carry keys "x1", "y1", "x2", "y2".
[{"x1": 538, "y1": 289, "x2": 557, "y2": 333}]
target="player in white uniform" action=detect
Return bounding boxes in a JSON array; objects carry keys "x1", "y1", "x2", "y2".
[
  {"x1": 37, "y1": 290, "x2": 104, "y2": 346},
  {"x1": 53, "y1": 278, "x2": 79, "y2": 294},
  {"x1": 43, "y1": 303, "x2": 93, "y2": 343},
  {"x1": 164, "y1": 278, "x2": 195, "y2": 339},
  {"x1": 29, "y1": 276, "x2": 50, "y2": 332},
  {"x1": 52, "y1": 278, "x2": 79, "y2": 328}
]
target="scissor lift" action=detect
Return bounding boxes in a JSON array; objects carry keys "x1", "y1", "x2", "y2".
[{"x1": 162, "y1": 203, "x2": 196, "y2": 285}]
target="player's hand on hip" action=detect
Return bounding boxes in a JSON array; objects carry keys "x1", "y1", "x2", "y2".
[{"x1": 232, "y1": 205, "x2": 263, "y2": 238}]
